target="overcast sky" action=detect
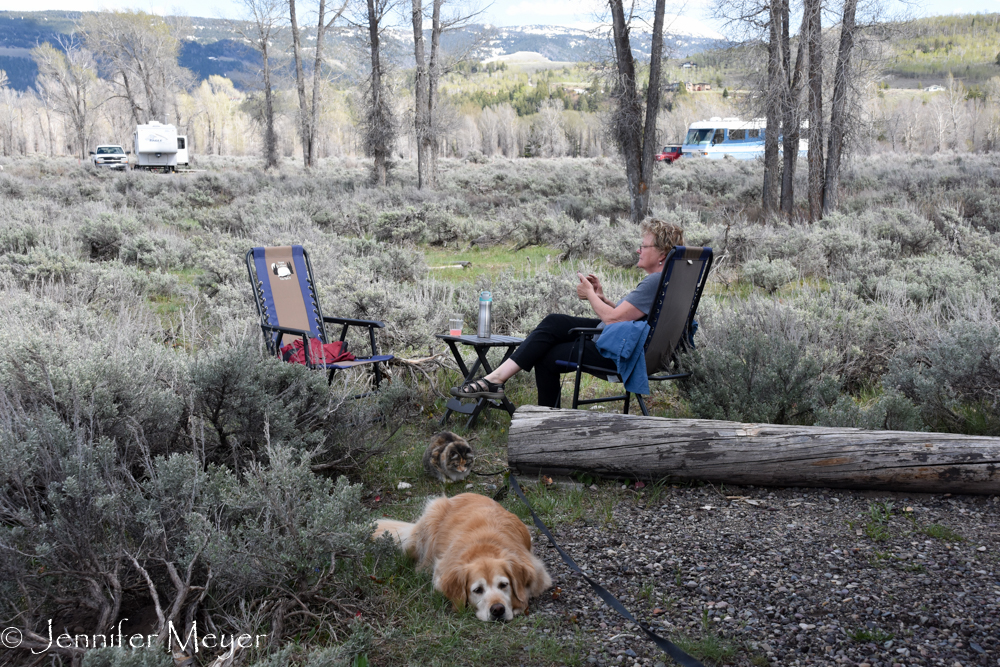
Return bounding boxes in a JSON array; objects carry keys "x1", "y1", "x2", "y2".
[{"x1": 0, "y1": 0, "x2": 996, "y2": 34}]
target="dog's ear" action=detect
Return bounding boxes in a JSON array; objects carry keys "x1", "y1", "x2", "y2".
[
  {"x1": 510, "y1": 554, "x2": 552, "y2": 609},
  {"x1": 508, "y1": 558, "x2": 533, "y2": 608},
  {"x1": 436, "y1": 564, "x2": 468, "y2": 610}
]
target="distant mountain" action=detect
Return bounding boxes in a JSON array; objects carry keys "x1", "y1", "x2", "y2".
[
  {"x1": 0, "y1": 10, "x2": 726, "y2": 91},
  {"x1": 0, "y1": 11, "x2": 78, "y2": 89},
  {"x1": 178, "y1": 39, "x2": 258, "y2": 85},
  {"x1": 474, "y1": 19, "x2": 726, "y2": 62}
]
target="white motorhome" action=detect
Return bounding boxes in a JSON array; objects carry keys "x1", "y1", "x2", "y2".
[
  {"x1": 134, "y1": 121, "x2": 189, "y2": 172},
  {"x1": 681, "y1": 117, "x2": 807, "y2": 160}
]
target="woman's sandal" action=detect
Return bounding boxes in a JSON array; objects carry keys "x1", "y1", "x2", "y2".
[{"x1": 450, "y1": 377, "x2": 505, "y2": 400}]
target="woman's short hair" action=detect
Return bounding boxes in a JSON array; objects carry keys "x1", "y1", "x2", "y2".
[{"x1": 640, "y1": 218, "x2": 685, "y2": 254}]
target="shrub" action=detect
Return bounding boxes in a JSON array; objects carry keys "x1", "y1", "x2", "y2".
[
  {"x1": 743, "y1": 258, "x2": 798, "y2": 293},
  {"x1": 3, "y1": 247, "x2": 79, "y2": 284},
  {"x1": 80, "y1": 213, "x2": 142, "y2": 261},
  {"x1": 82, "y1": 648, "x2": 173, "y2": 667},
  {"x1": 0, "y1": 173, "x2": 26, "y2": 199},
  {"x1": 875, "y1": 255, "x2": 979, "y2": 304},
  {"x1": 204, "y1": 448, "x2": 373, "y2": 641},
  {"x1": 681, "y1": 297, "x2": 839, "y2": 424},
  {"x1": 374, "y1": 207, "x2": 428, "y2": 244},
  {"x1": 557, "y1": 217, "x2": 638, "y2": 266},
  {"x1": 814, "y1": 388, "x2": 925, "y2": 432},
  {"x1": 0, "y1": 221, "x2": 39, "y2": 254},
  {"x1": 0, "y1": 302, "x2": 387, "y2": 664},
  {"x1": 871, "y1": 208, "x2": 940, "y2": 257},
  {"x1": 884, "y1": 316, "x2": 1000, "y2": 434}
]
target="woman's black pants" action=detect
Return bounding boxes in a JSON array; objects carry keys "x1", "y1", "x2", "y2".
[{"x1": 508, "y1": 313, "x2": 618, "y2": 407}]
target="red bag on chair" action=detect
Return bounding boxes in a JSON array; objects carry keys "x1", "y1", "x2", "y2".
[{"x1": 279, "y1": 338, "x2": 356, "y2": 366}]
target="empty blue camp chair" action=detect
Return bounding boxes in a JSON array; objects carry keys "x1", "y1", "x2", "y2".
[
  {"x1": 557, "y1": 246, "x2": 713, "y2": 416},
  {"x1": 246, "y1": 245, "x2": 393, "y2": 392}
]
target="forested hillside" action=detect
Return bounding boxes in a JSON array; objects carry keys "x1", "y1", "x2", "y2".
[{"x1": 887, "y1": 13, "x2": 1000, "y2": 86}]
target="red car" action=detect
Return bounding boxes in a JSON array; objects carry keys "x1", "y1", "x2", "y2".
[{"x1": 655, "y1": 145, "x2": 682, "y2": 163}]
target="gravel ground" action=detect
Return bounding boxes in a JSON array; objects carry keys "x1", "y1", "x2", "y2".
[{"x1": 522, "y1": 483, "x2": 999, "y2": 667}]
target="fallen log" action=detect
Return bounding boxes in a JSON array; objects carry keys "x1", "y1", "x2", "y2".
[{"x1": 508, "y1": 406, "x2": 1000, "y2": 495}]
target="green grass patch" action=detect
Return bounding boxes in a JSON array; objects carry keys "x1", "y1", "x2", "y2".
[
  {"x1": 863, "y1": 501, "x2": 894, "y2": 542},
  {"x1": 848, "y1": 627, "x2": 895, "y2": 643},
  {"x1": 423, "y1": 245, "x2": 566, "y2": 284},
  {"x1": 365, "y1": 546, "x2": 585, "y2": 666},
  {"x1": 920, "y1": 523, "x2": 963, "y2": 542},
  {"x1": 673, "y1": 630, "x2": 738, "y2": 664}
]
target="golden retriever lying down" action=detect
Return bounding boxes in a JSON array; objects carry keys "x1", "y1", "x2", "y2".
[{"x1": 374, "y1": 493, "x2": 552, "y2": 621}]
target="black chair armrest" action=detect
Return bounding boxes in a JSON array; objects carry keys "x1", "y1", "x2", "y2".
[
  {"x1": 567, "y1": 327, "x2": 603, "y2": 337},
  {"x1": 323, "y1": 316, "x2": 386, "y2": 329},
  {"x1": 323, "y1": 316, "x2": 386, "y2": 357}
]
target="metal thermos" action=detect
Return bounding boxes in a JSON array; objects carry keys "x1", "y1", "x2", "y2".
[{"x1": 477, "y1": 290, "x2": 492, "y2": 338}]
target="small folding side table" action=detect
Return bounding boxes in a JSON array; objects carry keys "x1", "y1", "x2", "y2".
[{"x1": 436, "y1": 333, "x2": 523, "y2": 429}]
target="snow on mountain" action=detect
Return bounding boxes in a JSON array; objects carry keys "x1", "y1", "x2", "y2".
[
  {"x1": 454, "y1": 20, "x2": 727, "y2": 62},
  {"x1": 379, "y1": 19, "x2": 727, "y2": 62}
]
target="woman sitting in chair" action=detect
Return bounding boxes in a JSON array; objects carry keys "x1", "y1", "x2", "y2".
[{"x1": 450, "y1": 219, "x2": 684, "y2": 407}]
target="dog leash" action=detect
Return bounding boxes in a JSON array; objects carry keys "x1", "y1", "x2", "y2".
[{"x1": 508, "y1": 473, "x2": 705, "y2": 667}]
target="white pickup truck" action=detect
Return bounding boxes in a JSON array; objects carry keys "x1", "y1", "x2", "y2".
[{"x1": 90, "y1": 145, "x2": 129, "y2": 170}]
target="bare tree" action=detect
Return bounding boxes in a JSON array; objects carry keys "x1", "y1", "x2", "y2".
[
  {"x1": 822, "y1": 0, "x2": 857, "y2": 214},
  {"x1": 762, "y1": 0, "x2": 783, "y2": 213},
  {"x1": 32, "y1": 38, "x2": 100, "y2": 159},
  {"x1": 713, "y1": 0, "x2": 797, "y2": 215},
  {"x1": 533, "y1": 99, "x2": 569, "y2": 157},
  {"x1": 411, "y1": 0, "x2": 430, "y2": 186},
  {"x1": 357, "y1": 0, "x2": 398, "y2": 184},
  {"x1": 780, "y1": 3, "x2": 807, "y2": 217},
  {"x1": 496, "y1": 102, "x2": 519, "y2": 157},
  {"x1": 478, "y1": 105, "x2": 499, "y2": 155},
  {"x1": 411, "y1": 0, "x2": 486, "y2": 188},
  {"x1": 81, "y1": 11, "x2": 188, "y2": 125},
  {"x1": 804, "y1": 0, "x2": 824, "y2": 222},
  {"x1": 289, "y1": 0, "x2": 349, "y2": 167},
  {"x1": 234, "y1": 0, "x2": 286, "y2": 168},
  {"x1": 608, "y1": 0, "x2": 667, "y2": 223}
]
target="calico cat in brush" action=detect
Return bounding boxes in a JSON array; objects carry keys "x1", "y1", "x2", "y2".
[{"x1": 423, "y1": 431, "x2": 475, "y2": 482}]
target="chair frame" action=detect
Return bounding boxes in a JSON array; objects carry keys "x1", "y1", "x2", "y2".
[
  {"x1": 245, "y1": 246, "x2": 391, "y2": 392},
  {"x1": 561, "y1": 246, "x2": 713, "y2": 416}
]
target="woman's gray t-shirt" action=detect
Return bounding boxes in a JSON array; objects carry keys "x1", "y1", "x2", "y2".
[
  {"x1": 595, "y1": 272, "x2": 662, "y2": 336},
  {"x1": 620, "y1": 271, "x2": 661, "y2": 315}
]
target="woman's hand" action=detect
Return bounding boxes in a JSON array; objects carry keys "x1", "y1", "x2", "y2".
[
  {"x1": 576, "y1": 272, "x2": 597, "y2": 300},
  {"x1": 586, "y1": 273, "x2": 606, "y2": 299}
]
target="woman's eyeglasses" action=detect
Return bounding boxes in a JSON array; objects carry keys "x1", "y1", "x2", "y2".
[{"x1": 637, "y1": 244, "x2": 656, "y2": 251}]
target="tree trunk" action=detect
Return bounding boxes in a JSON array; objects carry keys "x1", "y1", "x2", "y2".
[
  {"x1": 309, "y1": 0, "x2": 329, "y2": 167},
  {"x1": 780, "y1": 3, "x2": 806, "y2": 217},
  {"x1": 289, "y1": 0, "x2": 311, "y2": 168},
  {"x1": 367, "y1": 0, "x2": 388, "y2": 186},
  {"x1": 262, "y1": 44, "x2": 278, "y2": 169},
  {"x1": 609, "y1": 0, "x2": 665, "y2": 224},
  {"x1": 508, "y1": 407, "x2": 1000, "y2": 495},
  {"x1": 639, "y1": 0, "x2": 666, "y2": 216},
  {"x1": 762, "y1": 0, "x2": 782, "y2": 214},
  {"x1": 426, "y1": 0, "x2": 443, "y2": 189},
  {"x1": 805, "y1": 0, "x2": 824, "y2": 222},
  {"x1": 823, "y1": 0, "x2": 858, "y2": 215},
  {"x1": 411, "y1": 0, "x2": 429, "y2": 188},
  {"x1": 308, "y1": 1, "x2": 345, "y2": 167}
]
